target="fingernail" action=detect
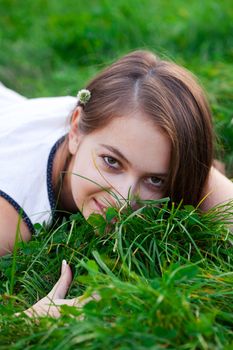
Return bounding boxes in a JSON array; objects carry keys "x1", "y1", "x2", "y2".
[
  {"x1": 61, "y1": 259, "x2": 67, "y2": 274},
  {"x1": 92, "y1": 292, "x2": 101, "y2": 301}
]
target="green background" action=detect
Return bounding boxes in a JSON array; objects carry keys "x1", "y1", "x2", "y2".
[{"x1": 0, "y1": 0, "x2": 232, "y2": 170}]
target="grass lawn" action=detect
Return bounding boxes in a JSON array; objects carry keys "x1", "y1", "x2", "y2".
[
  {"x1": 1, "y1": 202, "x2": 233, "y2": 349},
  {"x1": 0, "y1": 1, "x2": 233, "y2": 349}
]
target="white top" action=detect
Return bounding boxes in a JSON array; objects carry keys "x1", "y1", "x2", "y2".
[{"x1": 0, "y1": 83, "x2": 77, "y2": 232}]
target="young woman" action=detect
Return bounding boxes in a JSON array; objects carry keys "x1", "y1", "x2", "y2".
[{"x1": 1, "y1": 50, "x2": 232, "y2": 316}]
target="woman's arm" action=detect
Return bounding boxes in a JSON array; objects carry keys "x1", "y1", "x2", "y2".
[
  {"x1": 200, "y1": 166, "x2": 233, "y2": 211},
  {"x1": 0, "y1": 197, "x2": 31, "y2": 256}
]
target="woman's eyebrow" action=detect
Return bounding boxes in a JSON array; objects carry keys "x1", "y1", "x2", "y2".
[{"x1": 100, "y1": 144, "x2": 130, "y2": 164}]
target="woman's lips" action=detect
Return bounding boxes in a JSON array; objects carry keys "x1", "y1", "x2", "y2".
[
  {"x1": 93, "y1": 198, "x2": 106, "y2": 214},
  {"x1": 93, "y1": 198, "x2": 118, "y2": 224}
]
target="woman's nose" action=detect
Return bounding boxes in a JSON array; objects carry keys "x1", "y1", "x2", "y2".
[{"x1": 112, "y1": 178, "x2": 140, "y2": 205}]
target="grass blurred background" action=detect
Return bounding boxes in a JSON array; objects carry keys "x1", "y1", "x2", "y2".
[{"x1": 0, "y1": 0, "x2": 232, "y2": 171}]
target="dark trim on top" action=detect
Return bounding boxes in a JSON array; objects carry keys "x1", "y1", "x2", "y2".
[
  {"x1": 46, "y1": 135, "x2": 66, "y2": 216},
  {"x1": 0, "y1": 190, "x2": 35, "y2": 234}
]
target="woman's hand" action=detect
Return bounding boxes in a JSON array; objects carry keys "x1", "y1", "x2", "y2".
[{"x1": 24, "y1": 260, "x2": 98, "y2": 318}]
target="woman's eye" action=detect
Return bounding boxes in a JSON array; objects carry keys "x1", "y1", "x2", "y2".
[
  {"x1": 103, "y1": 156, "x2": 120, "y2": 169},
  {"x1": 145, "y1": 176, "x2": 163, "y2": 188}
]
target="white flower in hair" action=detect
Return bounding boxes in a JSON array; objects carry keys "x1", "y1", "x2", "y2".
[{"x1": 77, "y1": 89, "x2": 91, "y2": 105}]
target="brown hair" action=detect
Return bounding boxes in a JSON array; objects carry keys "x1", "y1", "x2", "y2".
[{"x1": 75, "y1": 50, "x2": 214, "y2": 206}]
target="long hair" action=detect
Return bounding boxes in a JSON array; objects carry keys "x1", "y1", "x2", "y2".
[{"x1": 74, "y1": 50, "x2": 213, "y2": 206}]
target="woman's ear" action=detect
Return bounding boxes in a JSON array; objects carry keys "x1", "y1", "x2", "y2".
[{"x1": 68, "y1": 107, "x2": 83, "y2": 155}]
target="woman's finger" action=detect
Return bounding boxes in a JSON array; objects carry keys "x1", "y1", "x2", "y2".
[
  {"x1": 54, "y1": 293, "x2": 101, "y2": 307},
  {"x1": 47, "y1": 260, "x2": 73, "y2": 300}
]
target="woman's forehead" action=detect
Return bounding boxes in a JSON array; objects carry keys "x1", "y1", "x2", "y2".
[{"x1": 86, "y1": 115, "x2": 171, "y2": 174}]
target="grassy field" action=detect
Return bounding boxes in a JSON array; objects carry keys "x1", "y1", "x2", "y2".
[
  {"x1": 1, "y1": 202, "x2": 233, "y2": 349},
  {"x1": 0, "y1": 1, "x2": 233, "y2": 349}
]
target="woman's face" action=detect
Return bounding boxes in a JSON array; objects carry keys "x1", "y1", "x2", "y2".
[{"x1": 66, "y1": 110, "x2": 171, "y2": 219}]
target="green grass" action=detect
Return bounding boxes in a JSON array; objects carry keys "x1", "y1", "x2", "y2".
[
  {"x1": 0, "y1": 201, "x2": 233, "y2": 349},
  {"x1": 1, "y1": 0, "x2": 232, "y2": 94},
  {"x1": 0, "y1": 1, "x2": 233, "y2": 348}
]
